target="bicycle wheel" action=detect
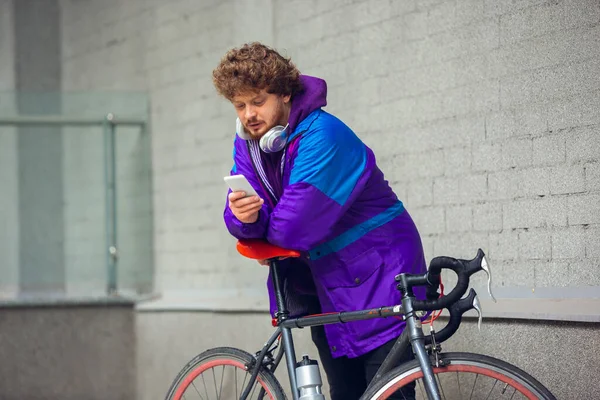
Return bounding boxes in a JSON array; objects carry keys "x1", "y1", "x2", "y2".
[
  {"x1": 165, "y1": 347, "x2": 287, "y2": 400},
  {"x1": 362, "y1": 352, "x2": 556, "y2": 400}
]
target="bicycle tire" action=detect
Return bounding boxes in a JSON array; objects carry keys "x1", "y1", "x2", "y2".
[
  {"x1": 362, "y1": 352, "x2": 556, "y2": 400},
  {"x1": 165, "y1": 347, "x2": 287, "y2": 400}
]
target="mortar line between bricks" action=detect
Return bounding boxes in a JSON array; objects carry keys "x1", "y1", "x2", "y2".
[
  {"x1": 289, "y1": 9, "x2": 510, "y2": 50},
  {"x1": 144, "y1": 0, "x2": 235, "y2": 33},
  {"x1": 482, "y1": 114, "x2": 489, "y2": 143},
  {"x1": 64, "y1": 8, "x2": 233, "y2": 62},
  {"x1": 492, "y1": 0, "x2": 561, "y2": 20},
  {"x1": 498, "y1": 67, "x2": 504, "y2": 110},
  {"x1": 142, "y1": 52, "x2": 231, "y2": 81},
  {"x1": 143, "y1": 23, "x2": 235, "y2": 59},
  {"x1": 499, "y1": 9, "x2": 600, "y2": 47},
  {"x1": 279, "y1": 2, "x2": 405, "y2": 37},
  {"x1": 499, "y1": 78, "x2": 600, "y2": 114},
  {"x1": 332, "y1": 77, "x2": 500, "y2": 110},
  {"x1": 326, "y1": 54, "x2": 600, "y2": 116},
  {"x1": 501, "y1": 83, "x2": 600, "y2": 114},
  {"x1": 327, "y1": 27, "x2": 600, "y2": 92},
  {"x1": 498, "y1": 51, "x2": 600, "y2": 85},
  {"x1": 547, "y1": 122, "x2": 600, "y2": 135},
  {"x1": 294, "y1": 14, "x2": 504, "y2": 56},
  {"x1": 307, "y1": 41, "x2": 499, "y2": 79},
  {"x1": 496, "y1": 20, "x2": 600, "y2": 56},
  {"x1": 349, "y1": 113, "x2": 487, "y2": 139}
]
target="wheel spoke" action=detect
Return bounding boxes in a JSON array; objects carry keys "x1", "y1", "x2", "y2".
[
  {"x1": 469, "y1": 373, "x2": 479, "y2": 400},
  {"x1": 201, "y1": 373, "x2": 210, "y2": 400},
  {"x1": 212, "y1": 368, "x2": 219, "y2": 399},
  {"x1": 399, "y1": 385, "x2": 407, "y2": 399},
  {"x1": 456, "y1": 371, "x2": 461, "y2": 398},
  {"x1": 485, "y1": 379, "x2": 498, "y2": 399},
  {"x1": 241, "y1": 370, "x2": 249, "y2": 398},
  {"x1": 190, "y1": 381, "x2": 205, "y2": 400},
  {"x1": 436, "y1": 373, "x2": 446, "y2": 400},
  {"x1": 219, "y1": 365, "x2": 225, "y2": 399}
]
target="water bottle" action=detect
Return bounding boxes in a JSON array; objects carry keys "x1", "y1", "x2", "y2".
[{"x1": 295, "y1": 355, "x2": 325, "y2": 400}]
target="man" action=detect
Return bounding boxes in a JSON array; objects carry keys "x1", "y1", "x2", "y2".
[{"x1": 212, "y1": 42, "x2": 426, "y2": 400}]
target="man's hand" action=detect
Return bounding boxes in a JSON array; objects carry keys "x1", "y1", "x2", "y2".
[{"x1": 228, "y1": 191, "x2": 264, "y2": 223}]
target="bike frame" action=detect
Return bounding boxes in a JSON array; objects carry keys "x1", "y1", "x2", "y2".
[{"x1": 240, "y1": 260, "x2": 443, "y2": 400}]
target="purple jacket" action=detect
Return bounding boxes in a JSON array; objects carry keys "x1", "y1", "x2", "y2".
[{"x1": 224, "y1": 75, "x2": 427, "y2": 358}]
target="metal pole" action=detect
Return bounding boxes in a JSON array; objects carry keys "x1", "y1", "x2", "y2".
[{"x1": 103, "y1": 113, "x2": 118, "y2": 294}]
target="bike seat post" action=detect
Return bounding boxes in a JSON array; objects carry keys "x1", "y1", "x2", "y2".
[{"x1": 269, "y1": 260, "x2": 289, "y2": 322}]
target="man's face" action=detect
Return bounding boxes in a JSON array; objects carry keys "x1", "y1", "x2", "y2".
[{"x1": 232, "y1": 89, "x2": 291, "y2": 138}]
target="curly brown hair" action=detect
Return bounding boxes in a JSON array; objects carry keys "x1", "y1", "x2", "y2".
[{"x1": 212, "y1": 42, "x2": 303, "y2": 100}]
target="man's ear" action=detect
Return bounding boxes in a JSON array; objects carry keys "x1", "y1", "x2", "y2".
[{"x1": 282, "y1": 94, "x2": 291, "y2": 104}]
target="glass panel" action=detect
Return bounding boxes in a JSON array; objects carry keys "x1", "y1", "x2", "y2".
[
  {"x1": 0, "y1": 91, "x2": 153, "y2": 301},
  {"x1": 62, "y1": 123, "x2": 106, "y2": 297},
  {"x1": 115, "y1": 123, "x2": 154, "y2": 296}
]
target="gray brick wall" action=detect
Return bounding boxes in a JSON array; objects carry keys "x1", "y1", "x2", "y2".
[{"x1": 278, "y1": 0, "x2": 600, "y2": 292}]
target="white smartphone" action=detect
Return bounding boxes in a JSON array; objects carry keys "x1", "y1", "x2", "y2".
[{"x1": 224, "y1": 174, "x2": 258, "y2": 197}]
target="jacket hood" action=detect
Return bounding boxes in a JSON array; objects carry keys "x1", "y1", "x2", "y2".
[{"x1": 287, "y1": 75, "x2": 327, "y2": 134}]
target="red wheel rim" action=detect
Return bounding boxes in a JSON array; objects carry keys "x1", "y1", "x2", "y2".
[
  {"x1": 378, "y1": 364, "x2": 540, "y2": 399},
  {"x1": 173, "y1": 358, "x2": 275, "y2": 399}
]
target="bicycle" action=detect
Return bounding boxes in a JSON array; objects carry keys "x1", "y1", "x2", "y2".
[{"x1": 165, "y1": 239, "x2": 557, "y2": 400}]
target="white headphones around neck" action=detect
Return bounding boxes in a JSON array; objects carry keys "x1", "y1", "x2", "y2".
[{"x1": 236, "y1": 117, "x2": 289, "y2": 153}]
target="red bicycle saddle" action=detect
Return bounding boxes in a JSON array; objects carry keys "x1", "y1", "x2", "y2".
[{"x1": 236, "y1": 239, "x2": 301, "y2": 260}]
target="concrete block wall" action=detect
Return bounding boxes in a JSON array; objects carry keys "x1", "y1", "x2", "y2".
[
  {"x1": 0, "y1": 304, "x2": 136, "y2": 400},
  {"x1": 9, "y1": 0, "x2": 600, "y2": 398}
]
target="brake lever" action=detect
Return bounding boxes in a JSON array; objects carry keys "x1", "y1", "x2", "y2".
[
  {"x1": 472, "y1": 293, "x2": 483, "y2": 331},
  {"x1": 480, "y1": 255, "x2": 497, "y2": 303}
]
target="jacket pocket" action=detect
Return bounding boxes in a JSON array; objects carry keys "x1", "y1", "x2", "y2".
[{"x1": 321, "y1": 248, "x2": 383, "y2": 290}]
